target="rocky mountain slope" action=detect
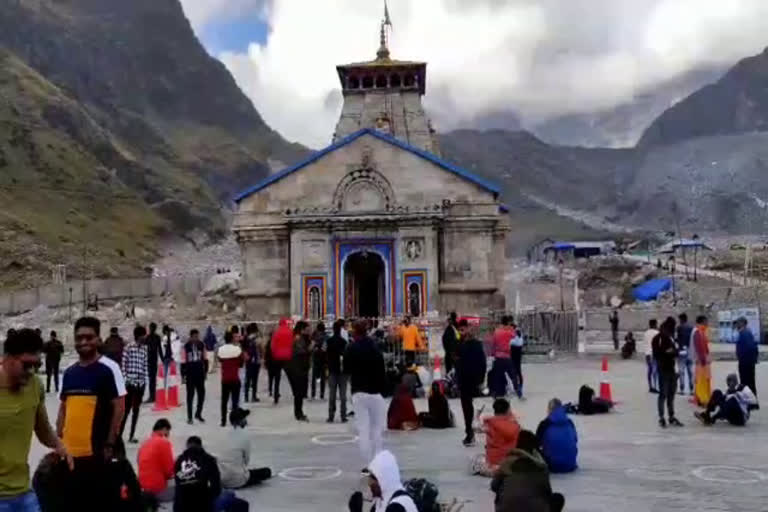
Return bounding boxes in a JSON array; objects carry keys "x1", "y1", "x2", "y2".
[{"x1": 0, "y1": 0, "x2": 308, "y2": 288}]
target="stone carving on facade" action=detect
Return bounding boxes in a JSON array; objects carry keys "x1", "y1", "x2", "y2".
[
  {"x1": 332, "y1": 168, "x2": 395, "y2": 212},
  {"x1": 404, "y1": 239, "x2": 424, "y2": 261},
  {"x1": 302, "y1": 240, "x2": 326, "y2": 268}
]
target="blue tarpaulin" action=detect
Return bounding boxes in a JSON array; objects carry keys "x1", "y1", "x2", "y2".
[{"x1": 633, "y1": 278, "x2": 672, "y2": 302}]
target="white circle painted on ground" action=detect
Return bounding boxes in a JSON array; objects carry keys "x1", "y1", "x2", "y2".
[
  {"x1": 278, "y1": 467, "x2": 343, "y2": 481},
  {"x1": 691, "y1": 466, "x2": 767, "y2": 484},
  {"x1": 311, "y1": 434, "x2": 359, "y2": 445},
  {"x1": 625, "y1": 467, "x2": 686, "y2": 481}
]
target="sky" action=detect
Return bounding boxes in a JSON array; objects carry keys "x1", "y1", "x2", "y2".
[{"x1": 179, "y1": 0, "x2": 768, "y2": 149}]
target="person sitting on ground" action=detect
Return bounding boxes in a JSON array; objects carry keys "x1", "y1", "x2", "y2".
[
  {"x1": 105, "y1": 440, "x2": 144, "y2": 512},
  {"x1": 174, "y1": 436, "x2": 222, "y2": 512},
  {"x1": 577, "y1": 384, "x2": 612, "y2": 415},
  {"x1": 418, "y1": 381, "x2": 455, "y2": 429},
  {"x1": 471, "y1": 398, "x2": 520, "y2": 477},
  {"x1": 138, "y1": 419, "x2": 175, "y2": 503},
  {"x1": 218, "y1": 408, "x2": 272, "y2": 489},
  {"x1": 387, "y1": 383, "x2": 420, "y2": 431},
  {"x1": 348, "y1": 450, "x2": 419, "y2": 512},
  {"x1": 695, "y1": 373, "x2": 758, "y2": 427},
  {"x1": 491, "y1": 430, "x2": 565, "y2": 512},
  {"x1": 536, "y1": 398, "x2": 578, "y2": 474},
  {"x1": 401, "y1": 365, "x2": 424, "y2": 398},
  {"x1": 621, "y1": 332, "x2": 636, "y2": 360}
]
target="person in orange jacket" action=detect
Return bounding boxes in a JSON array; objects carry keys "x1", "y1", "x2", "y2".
[
  {"x1": 138, "y1": 419, "x2": 175, "y2": 503},
  {"x1": 400, "y1": 316, "x2": 424, "y2": 366},
  {"x1": 471, "y1": 398, "x2": 521, "y2": 477}
]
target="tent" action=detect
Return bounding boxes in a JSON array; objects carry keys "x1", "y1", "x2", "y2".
[{"x1": 633, "y1": 278, "x2": 672, "y2": 302}]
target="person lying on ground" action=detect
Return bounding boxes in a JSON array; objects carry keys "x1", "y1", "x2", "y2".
[
  {"x1": 388, "y1": 383, "x2": 420, "y2": 431},
  {"x1": 174, "y1": 436, "x2": 222, "y2": 512},
  {"x1": 490, "y1": 430, "x2": 565, "y2": 512},
  {"x1": 348, "y1": 450, "x2": 418, "y2": 512},
  {"x1": 535, "y1": 398, "x2": 578, "y2": 474},
  {"x1": 138, "y1": 419, "x2": 175, "y2": 503},
  {"x1": 418, "y1": 381, "x2": 455, "y2": 429},
  {"x1": 218, "y1": 408, "x2": 272, "y2": 489},
  {"x1": 471, "y1": 398, "x2": 520, "y2": 477},
  {"x1": 695, "y1": 373, "x2": 758, "y2": 427},
  {"x1": 577, "y1": 385, "x2": 612, "y2": 415}
]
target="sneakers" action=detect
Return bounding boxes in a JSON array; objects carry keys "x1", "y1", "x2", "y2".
[
  {"x1": 694, "y1": 411, "x2": 712, "y2": 426},
  {"x1": 669, "y1": 417, "x2": 684, "y2": 427},
  {"x1": 187, "y1": 419, "x2": 194, "y2": 425},
  {"x1": 462, "y1": 435, "x2": 476, "y2": 447},
  {"x1": 128, "y1": 438, "x2": 139, "y2": 444},
  {"x1": 326, "y1": 417, "x2": 334, "y2": 423},
  {"x1": 341, "y1": 417, "x2": 348, "y2": 423},
  {"x1": 649, "y1": 388, "x2": 659, "y2": 394},
  {"x1": 195, "y1": 415, "x2": 205, "y2": 423},
  {"x1": 658, "y1": 418, "x2": 667, "y2": 428},
  {"x1": 297, "y1": 415, "x2": 309, "y2": 422}
]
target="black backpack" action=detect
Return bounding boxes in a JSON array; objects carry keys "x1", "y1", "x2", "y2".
[{"x1": 389, "y1": 478, "x2": 440, "y2": 512}]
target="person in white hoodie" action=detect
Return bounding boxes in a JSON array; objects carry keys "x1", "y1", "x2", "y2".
[
  {"x1": 348, "y1": 450, "x2": 418, "y2": 512},
  {"x1": 217, "y1": 408, "x2": 272, "y2": 489}
]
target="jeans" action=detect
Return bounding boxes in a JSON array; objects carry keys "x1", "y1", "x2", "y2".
[
  {"x1": 678, "y1": 356, "x2": 693, "y2": 393},
  {"x1": 509, "y1": 346, "x2": 524, "y2": 397},
  {"x1": 645, "y1": 355, "x2": 658, "y2": 390},
  {"x1": 739, "y1": 363, "x2": 757, "y2": 398},
  {"x1": 0, "y1": 491, "x2": 40, "y2": 512},
  {"x1": 289, "y1": 371, "x2": 308, "y2": 420},
  {"x1": 45, "y1": 360, "x2": 60, "y2": 393},
  {"x1": 460, "y1": 390, "x2": 474, "y2": 437},
  {"x1": 186, "y1": 374, "x2": 206, "y2": 421},
  {"x1": 221, "y1": 380, "x2": 241, "y2": 426},
  {"x1": 120, "y1": 384, "x2": 144, "y2": 439},
  {"x1": 657, "y1": 370, "x2": 677, "y2": 419},
  {"x1": 311, "y1": 361, "x2": 327, "y2": 399},
  {"x1": 147, "y1": 360, "x2": 158, "y2": 401},
  {"x1": 328, "y1": 373, "x2": 348, "y2": 420},
  {"x1": 271, "y1": 361, "x2": 287, "y2": 403},
  {"x1": 352, "y1": 392, "x2": 387, "y2": 464},
  {"x1": 244, "y1": 363, "x2": 260, "y2": 401}
]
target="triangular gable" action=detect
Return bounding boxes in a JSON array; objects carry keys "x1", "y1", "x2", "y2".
[{"x1": 233, "y1": 128, "x2": 501, "y2": 202}]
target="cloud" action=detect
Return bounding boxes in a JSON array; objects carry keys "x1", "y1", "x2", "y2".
[
  {"x1": 192, "y1": 0, "x2": 768, "y2": 148},
  {"x1": 179, "y1": 0, "x2": 270, "y2": 30}
]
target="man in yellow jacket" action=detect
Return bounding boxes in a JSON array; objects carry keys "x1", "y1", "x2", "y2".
[{"x1": 400, "y1": 316, "x2": 425, "y2": 366}]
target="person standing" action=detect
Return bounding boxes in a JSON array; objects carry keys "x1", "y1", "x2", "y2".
[
  {"x1": 121, "y1": 325, "x2": 148, "y2": 443},
  {"x1": 287, "y1": 321, "x2": 311, "y2": 421},
  {"x1": 161, "y1": 325, "x2": 174, "y2": 381},
  {"x1": 508, "y1": 322, "x2": 525, "y2": 399},
  {"x1": 269, "y1": 318, "x2": 293, "y2": 404},
  {"x1": 442, "y1": 312, "x2": 459, "y2": 376},
  {"x1": 609, "y1": 310, "x2": 620, "y2": 350},
  {"x1": 400, "y1": 316, "x2": 423, "y2": 367},
  {"x1": 735, "y1": 317, "x2": 759, "y2": 406},
  {"x1": 217, "y1": 332, "x2": 244, "y2": 427},
  {"x1": 344, "y1": 319, "x2": 387, "y2": 463},
  {"x1": 203, "y1": 325, "x2": 218, "y2": 375},
  {"x1": 693, "y1": 315, "x2": 712, "y2": 407},
  {"x1": 0, "y1": 329, "x2": 72, "y2": 512},
  {"x1": 643, "y1": 319, "x2": 659, "y2": 393},
  {"x1": 326, "y1": 320, "x2": 349, "y2": 423},
  {"x1": 676, "y1": 313, "x2": 694, "y2": 395},
  {"x1": 489, "y1": 316, "x2": 514, "y2": 398},
  {"x1": 42, "y1": 330, "x2": 64, "y2": 393},
  {"x1": 102, "y1": 327, "x2": 125, "y2": 367},
  {"x1": 456, "y1": 318, "x2": 487, "y2": 447},
  {"x1": 243, "y1": 323, "x2": 262, "y2": 403},
  {"x1": 146, "y1": 322, "x2": 163, "y2": 403},
  {"x1": 310, "y1": 322, "x2": 328, "y2": 401},
  {"x1": 652, "y1": 317, "x2": 683, "y2": 428},
  {"x1": 182, "y1": 329, "x2": 207, "y2": 425},
  {"x1": 57, "y1": 316, "x2": 127, "y2": 512}
]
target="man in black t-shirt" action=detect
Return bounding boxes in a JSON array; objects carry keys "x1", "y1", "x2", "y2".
[
  {"x1": 326, "y1": 320, "x2": 348, "y2": 423},
  {"x1": 174, "y1": 436, "x2": 221, "y2": 512},
  {"x1": 146, "y1": 322, "x2": 163, "y2": 403}
]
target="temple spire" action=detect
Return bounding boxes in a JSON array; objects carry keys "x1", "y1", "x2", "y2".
[{"x1": 376, "y1": 1, "x2": 392, "y2": 61}]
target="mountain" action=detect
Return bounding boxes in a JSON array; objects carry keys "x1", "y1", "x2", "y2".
[
  {"x1": 639, "y1": 48, "x2": 768, "y2": 147},
  {"x1": 0, "y1": 0, "x2": 308, "y2": 287}
]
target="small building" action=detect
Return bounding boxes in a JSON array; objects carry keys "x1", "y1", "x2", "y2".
[{"x1": 543, "y1": 241, "x2": 617, "y2": 261}]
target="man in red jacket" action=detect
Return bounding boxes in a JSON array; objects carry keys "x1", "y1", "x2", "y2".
[
  {"x1": 138, "y1": 419, "x2": 175, "y2": 503},
  {"x1": 217, "y1": 332, "x2": 245, "y2": 427},
  {"x1": 270, "y1": 318, "x2": 293, "y2": 405}
]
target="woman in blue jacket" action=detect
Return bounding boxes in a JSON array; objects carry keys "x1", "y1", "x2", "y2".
[{"x1": 535, "y1": 398, "x2": 578, "y2": 473}]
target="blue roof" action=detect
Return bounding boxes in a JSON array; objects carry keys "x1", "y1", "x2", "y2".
[
  {"x1": 233, "y1": 128, "x2": 501, "y2": 202},
  {"x1": 545, "y1": 243, "x2": 576, "y2": 252}
]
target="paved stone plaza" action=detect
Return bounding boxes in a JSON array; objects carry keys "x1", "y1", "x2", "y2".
[{"x1": 30, "y1": 358, "x2": 768, "y2": 511}]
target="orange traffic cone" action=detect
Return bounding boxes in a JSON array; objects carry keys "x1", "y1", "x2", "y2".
[
  {"x1": 599, "y1": 356, "x2": 613, "y2": 402},
  {"x1": 167, "y1": 361, "x2": 181, "y2": 408},
  {"x1": 433, "y1": 355, "x2": 443, "y2": 382},
  {"x1": 152, "y1": 364, "x2": 168, "y2": 411}
]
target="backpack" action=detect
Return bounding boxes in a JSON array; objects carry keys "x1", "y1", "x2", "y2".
[{"x1": 389, "y1": 478, "x2": 440, "y2": 512}]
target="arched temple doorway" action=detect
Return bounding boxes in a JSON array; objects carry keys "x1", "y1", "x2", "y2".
[
  {"x1": 308, "y1": 286, "x2": 322, "y2": 320},
  {"x1": 408, "y1": 282, "x2": 422, "y2": 317},
  {"x1": 343, "y1": 252, "x2": 385, "y2": 317}
]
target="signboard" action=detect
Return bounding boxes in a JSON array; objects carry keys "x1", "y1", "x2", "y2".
[{"x1": 717, "y1": 308, "x2": 760, "y2": 343}]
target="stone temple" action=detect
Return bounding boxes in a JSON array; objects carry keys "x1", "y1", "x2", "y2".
[{"x1": 233, "y1": 23, "x2": 509, "y2": 320}]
